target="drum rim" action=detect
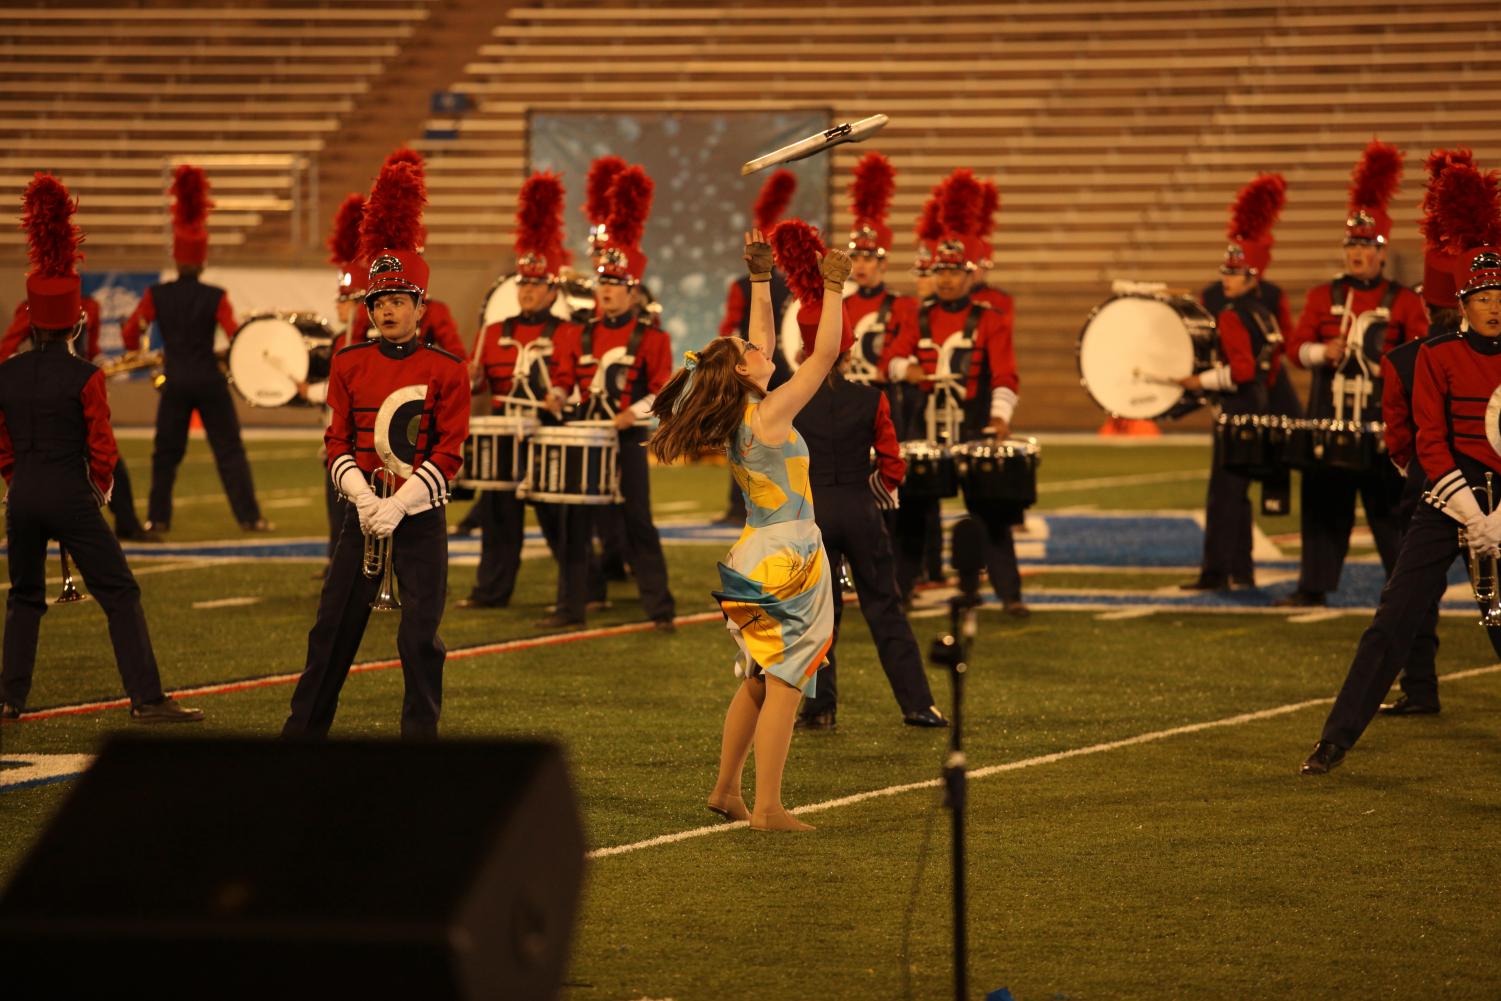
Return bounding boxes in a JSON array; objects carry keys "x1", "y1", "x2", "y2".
[
  {"x1": 1076, "y1": 292, "x2": 1218, "y2": 420},
  {"x1": 528, "y1": 425, "x2": 620, "y2": 444},
  {"x1": 227, "y1": 314, "x2": 311, "y2": 408},
  {"x1": 469, "y1": 415, "x2": 541, "y2": 432}
]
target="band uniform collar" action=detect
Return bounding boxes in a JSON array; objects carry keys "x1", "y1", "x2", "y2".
[{"x1": 378, "y1": 335, "x2": 421, "y2": 360}]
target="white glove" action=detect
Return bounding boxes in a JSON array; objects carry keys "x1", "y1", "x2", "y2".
[
  {"x1": 365, "y1": 462, "x2": 449, "y2": 539},
  {"x1": 1443, "y1": 482, "x2": 1501, "y2": 555},
  {"x1": 336, "y1": 462, "x2": 381, "y2": 533},
  {"x1": 365, "y1": 497, "x2": 404, "y2": 540},
  {"x1": 1478, "y1": 508, "x2": 1501, "y2": 557}
]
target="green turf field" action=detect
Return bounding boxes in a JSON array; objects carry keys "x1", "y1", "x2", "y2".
[{"x1": 2, "y1": 434, "x2": 1497, "y2": 1000}]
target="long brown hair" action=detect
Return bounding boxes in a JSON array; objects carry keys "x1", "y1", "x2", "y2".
[{"x1": 649, "y1": 337, "x2": 763, "y2": 464}]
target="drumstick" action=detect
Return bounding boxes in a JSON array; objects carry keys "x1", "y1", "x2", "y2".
[
  {"x1": 262, "y1": 350, "x2": 298, "y2": 385},
  {"x1": 490, "y1": 395, "x2": 549, "y2": 410}
]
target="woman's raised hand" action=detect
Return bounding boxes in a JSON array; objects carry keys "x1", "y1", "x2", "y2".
[
  {"x1": 744, "y1": 229, "x2": 773, "y2": 282},
  {"x1": 818, "y1": 248, "x2": 852, "y2": 291}
]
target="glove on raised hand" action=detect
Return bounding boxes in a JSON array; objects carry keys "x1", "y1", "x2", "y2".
[
  {"x1": 744, "y1": 240, "x2": 774, "y2": 282},
  {"x1": 819, "y1": 249, "x2": 853, "y2": 291}
]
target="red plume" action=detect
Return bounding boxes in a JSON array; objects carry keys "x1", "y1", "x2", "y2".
[
  {"x1": 754, "y1": 169, "x2": 797, "y2": 233},
  {"x1": 1432, "y1": 162, "x2": 1501, "y2": 255},
  {"x1": 326, "y1": 193, "x2": 365, "y2": 266},
  {"x1": 384, "y1": 147, "x2": 426, "y2": 178},
  {"x1": 22, "y1": 173, "x2": 82, "y2": 278},
  {"x1": 1228, "y1": 173, "x2": 1286, "y2": 242},
  {"x1": 359, "y1": 161, "x2": 427, "y2": 260},
  {"x1": 585, "y1": 156, "x2": 628, "y2": 225},
  {"x1": 849, "y1": 153, "x2": 895, "y2": 226},
  {"x1": 516, "y1": 171, "x2": 568, "y2": 260},
  {"x1": 1349, "y1": 138, "x2": 1403, "y2": 213},
  {"x1": 606, "y1": 166, "x2": 653, "y2": 249},
  {"x1": 1419, "y1": 148, "x2": 1476, "y2": 250},
  {"x1": 769, "y1": 218, "x2": 827, "y2": 305},
  {"x1": 941, "y1": 169, "x2": 982, "y2": 237},
  {"x1": 170, "y1": 164, "x2": 211, "y2": 229},
  {"x1": 916, "y1": 196, "x2": 943, "y2": 242},
  {"x1": 977, "y1": 179, "x2": 1000, "y2": 238}
]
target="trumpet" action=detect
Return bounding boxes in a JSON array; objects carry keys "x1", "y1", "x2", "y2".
[
  {"x1": 55, "y1": 544, "x2": 84, "y2": 604},
  {"x1": 99, "y1": 350, "x2": 163, "y2": 377},
  {"x1": 1458, "y1": 472, "x2": 1501, "y2": 627},
  {"x1": 362, "y1": 468, "x2": 401, "y2": 612}
]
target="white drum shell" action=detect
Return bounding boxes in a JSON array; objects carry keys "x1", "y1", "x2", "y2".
[
  {"x1": 1077, "y1": 294, "x2": 1217, "y2": 420},
  {"x1": 457, "y1": 415, "x2": 538, "y2": 491}
]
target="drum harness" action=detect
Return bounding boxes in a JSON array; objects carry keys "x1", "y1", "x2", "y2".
[
  {"x1": 492, "y1": 314, "x2": 559, "y2": 413},
  {"x1": 917, "y1": 300, "x2": 986, "y2": 443},
  {"x1": 576, "y1": 318, "x2": 645, "y2": 420},
  {"x1": 1231, "y1": 298, "x2": 1284, "y2": 414},
  {"x1": 846, "y1": 292, "x2": 895, "y2": 384},
  {"x1": 1327, "y1": 279, "x2": 1400, "y2": 424}
]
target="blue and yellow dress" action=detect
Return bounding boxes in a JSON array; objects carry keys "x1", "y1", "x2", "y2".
[{"x1": 713, "y1": 401, "x2": 834, "y2": 695}]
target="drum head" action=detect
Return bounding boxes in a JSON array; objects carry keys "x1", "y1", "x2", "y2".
[
  {"x1": 778, "y1": 298, "x2": 803, "y2": 372},
  {"x1": 480, "y1": 275, "x2": 522, "y2": 328},
  {"x1": 1078, "y1": 296, "x2": 1197, "y2": 419},
  {"x1": 228, "y1": 316, "x2": 308, "y2": 407}
]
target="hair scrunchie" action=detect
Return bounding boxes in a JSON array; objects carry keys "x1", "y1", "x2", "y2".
[{"x1": 672, "y1": 350, "x2": 702, "y2": 415}]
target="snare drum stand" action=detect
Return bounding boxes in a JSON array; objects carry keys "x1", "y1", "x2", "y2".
[{"x1": 929, "y1": 592, "x2": 977, "y2": 1001}]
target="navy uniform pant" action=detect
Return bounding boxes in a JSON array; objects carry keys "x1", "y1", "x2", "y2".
[
  {"x1": 1200, "y1": 433, "x2": 1256, "y2": 581},
  {"x1": 536, "y1": 501, "x2": 602, "y2": 621},
  {"x1": 468, "y1": 489, "x2": 525, "y2": 606},
  {"x1": 148, "y1": 378, "x2": 262, "y2": 526},
  {"x1": 1319, "y1": 501, "x2": 1501, "y2": 749},
  {"x1": 801, "y1": 483, "x2": 936, "y2": 717},
  {"x1": 107, "y1": 457, "x2": 147, "y2": 536},
  {"x1": 1393, "y1": 465, "x2": 1440, "y2": 705},
  {"x1": 1297, "y1": 461, "x2": 1403, "y2": 594},
  {"x1": 283, "y1": 505, "x2": 447, "y2": 740},
  {"x1": 615, "y1": 427, "x2": 674, "y2": 621},
  {"x1": 2, "y1": 467, "x2": 164, "y2": 710}
]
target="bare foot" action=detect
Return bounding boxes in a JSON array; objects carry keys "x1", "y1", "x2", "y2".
[
  {"x1": 749, "y1": 806, "x2": 814, "y2": 832},
  {"x1": 706, "y1": 792, "x2": 750, "y2": 822}
]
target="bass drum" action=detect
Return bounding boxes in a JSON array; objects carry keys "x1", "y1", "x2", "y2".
[
  {"x1": 778, "y1": 297, "x2": 803, "y2": 373},
  {"x1": 478, "y1": 273, "x2": 585, "y2": 330},
  {"x1": 1077, "y1": 293, "x2": 1218, "y2": 420},
  {"x1": 227, "y1": 313, "x2": 333, "y2": 408}
]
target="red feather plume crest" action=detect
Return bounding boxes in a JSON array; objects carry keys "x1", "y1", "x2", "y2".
[
  {"x1": 170, "y1": 164, "x2": 212, "y2": 229},
  {"x1": 359, "y1": 160, "x2": 427, "y2": 261},
  {"x1": 585, "y1": 156, "x2": 629, "y2": 224},
  {"x1": 22, "y1": 172, "x2": 83, "y2": 278},
  {"x1": 1431, "y1": 162, "x2": 1501, "y2": 256},
  {"x1": 1348, "y1": 139, "x2": 1403, "y2": 213},
  {"x1": 769, "y1": 218, "x2": 827, "y2": 305},
  {"x1": 754, "y1": 170, "x2": 797, "y2": 233},
  {"x1": 940, "y1": 169, "x2": 982, "y2": 237},
  {"x1": 326, "y1": 193, "x2": 365, "y2": 266},
  {"x1": 516, "y1": 171, "x2": 567, "y2": 259},
  {"x1": 916, "y1": 195, "x2": 943, "y2": 242},
  {"x1": 849, "y1": 153, "x2": 895, "y2": 227},
  {"x1": 383, "y1": 147, "x2": 426, "y2": 178},
  {"x1": 606, "y1": 166, "x2": 653, "y2": 249},
  {"x1": 977, "y1": 179, "x2": 1000, "y2": 238},
  {"x1": 1227, "y1": 173, "x2": 1286, "y2": 242},
  {"x1": 1419, "y1": 148, "x2": 1476, "y2": 250}
]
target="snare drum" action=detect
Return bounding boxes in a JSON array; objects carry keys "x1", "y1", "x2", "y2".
[
  {"x1": 457, "y1": 415, "x2": 538, "y2": 492},
  {"x1": 954, "y1": 437, "x2": 1041, "y2": 508},
  {"x1": 517, "y1": 423, "x2": 621, "y2": 505},
  {"x1": 1282, "y1": 418, "x2": 1386, "y2": 473},
  {"x1": 899, "y1": 440, "x2": 958, "y2": 499},
  {"x1": 1215, "y1": 414, "x2": 1291, "y2": 480},
  {"x1": 227, "y1": 313, "x2": 334, "y2": 407},
  {"x1": 1077, "y1": 293, "x2": 1218, "y2": 420}
]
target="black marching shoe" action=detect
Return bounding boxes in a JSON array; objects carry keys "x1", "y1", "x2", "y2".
[
  {"x1": 1274, "y1": 590, "x2": 1326, "y2": 608},
  {"x1": 0, "y1": 701, "x2": 22, "y2": 723},
  {"x1": 535, "y1": 612, "x2": 584, "y2": 630},
  {"x1": 240, "y1": 518, "x2": 275, "y2": 533},
  {"x1": 795, "y1": 709, "x2": 836, "y2": 731},
  {"x1": 1229, "y1": 574, "x2": 1257, "y2": 590},
  {"x1": 116, "y1": 525, "x2": 163, "y2": 543},
  {"x1": 129, "y1": 697, "x2": 204, "y2": 724},
  {"x1": 1300, "y1": 741, "x2": 1346, "y2": 775},
  {"x1": 1003, "y1": 600, "x2": 1031, "y2": 619},
  {"x1": 456, "y1": 597, "x2": 506, "y2": 610},
  {"x1": 142, "y1": 520, "x2": 169, "y2": 534},
  {"x1": 1179, "y1": 574, "x2": 1228, "y2": 592},
  {"x1": 652, "y1": 616, "x2": 677, "y2": 634},
  {"x1": 903, "y1": 705, "x2": 950, "y2": 728},
  {"x1": 1379, "y1": 695, "x2": 1441, "y2": 716}
]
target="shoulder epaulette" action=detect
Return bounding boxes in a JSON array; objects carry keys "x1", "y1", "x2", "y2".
[
  {"x1": 336, "y1": 339, "x2": 378, "y2": 357},
  {"x1": 423, "y1": 342, "x2": 464, "y2": 364}
]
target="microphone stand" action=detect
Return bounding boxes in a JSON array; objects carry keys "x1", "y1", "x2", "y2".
[{"x1": 930, "y1": 591, "x2": 977, "y2": 1001}]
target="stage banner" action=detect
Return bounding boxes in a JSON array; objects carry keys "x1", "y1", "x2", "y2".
[{"x1": 530, "y1": 109, "x2": 831, "y2": 359}]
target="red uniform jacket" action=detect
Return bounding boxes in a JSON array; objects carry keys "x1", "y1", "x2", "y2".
[
  {"x1": 421, "y1": 299, "x2": 466, "y2": 358},
  {"x1": 551, "y1": 312, "x2": 673, "y2": 411},
  {"x1": 1380, "y1": 353, "x2": 1413, "y2": 471},
  {"x1": 476, "y1": 313, "x2": 577, "y2": 401},
  {"x1": 1287, "y1": 277, "x2": 1426, "y2": 370},
  {"x1": 879, "y1": 296, "x2": 1019, "y2": 419},
  {"x1": 872, "y1": 392, "x2": 904, "y2": 493},
  {"x1": 1, "y1": 298, "x2": 102, "y2": 363},
  {"x1": 1413, "y1": 331, "x2": 1501, "y2": 504},
  {"x1": 324, "y1": 337, "x2": 469, "y2": 501}
]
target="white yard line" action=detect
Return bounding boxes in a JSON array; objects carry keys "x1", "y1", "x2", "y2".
[
  {"x1": 1043, "y1": 469, "x2": 1205, "y2": 492},
  {"x1": 587, "y1": 662, "x2": 1501, "y2": 860},
  {"x1": 1095, "y1": 607, "x2": 1157, "y2": 621},
  {"x1": 191, "y1": 596, "x2": 263, "y2": 609}
]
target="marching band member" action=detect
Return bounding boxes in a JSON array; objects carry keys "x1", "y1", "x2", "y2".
[
  {"x1": 882, "y1": 170, "x2": 1027, "y2": 614},
  {"x1": 1, "y1": 175, "x2": 201, "y2": 725},
  {"x1": 774, "y1": 221, "x2": 947, "y2": 731},
  {"x1": 2, "y1": 297, "x2": 157, "y2": 543},
  {"x1": 1180, "y1": 173, "x2": 1299, "y2": 591},
  {"x1": 1302, "y1": 160, "x2": 1501, "y2": 774},
  {"x1": 716, "y1": 169, "x2": 797, "y2": 524},
  {"x1": 548, "y1": 165, "x2": 677, "y2": 631},
  {"x1": 120, "y1": 164, "x2": 270, "y2": 534},
  {"x1": 459, "y1": 172, "x2": 582, "y2": 612},
  {"x1": 843, "y1": 152, "x2": 915, "y2": 380},
  {"x1": 649, "y1": 227, "x2": 851, "y2": 832},
  {"x1": 283, "y1": 157, "x2": 469, "y2": 741},
  {"x1": 1278, "y1": 140, "x2": 1427, "y2": 607}
]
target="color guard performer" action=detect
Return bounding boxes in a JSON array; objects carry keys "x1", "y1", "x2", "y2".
[
  {"x1": 881, "y1": 170, "x2": 1027, "y2": 614},
  {"x1": 1278, "y1": 140, "x2": 1427, "y2": 607},
  {"x1": 283, "y1": 157, "x2": 469, "y2": 740},
  {"x1": 1, "y1": 175, "x2": 201, "y2": 724},
  {"x1": 120, "y1": 165, "x2": 269, "y2": 534},
  {"x1": 1180, "y1": 173, "x2": 1299, "y2": 591},
  {"x1": 460, "y1": 172, "x2": 581, "y2": 612},
  {"x1": 548, "y1": 165, "x2": 677, "y2": 631},
  {"x1": 774, "y1": 221, "x2": 947, "y2": 731},
  {"x1": 2, "y1": 296, "x2": 157, "y2": 543},
  {"x1": 1302, "y1": 160, "x2": 1501, "y2": 774}
]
